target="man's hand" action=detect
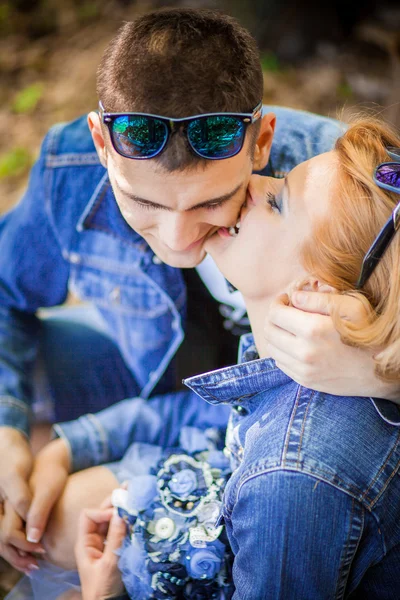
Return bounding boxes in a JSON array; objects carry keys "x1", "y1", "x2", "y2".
[
  {"x1": 0, "y1": 427, "x2": 45, "y2": 572},
  {"x1": 0, "y1": 427, "x2": 33, "y2": 519},
  {"x1": 27, "y1": 438, "x2": 71, "y2": 545},
  {"x1": 75, "y1": 508, "x2": 126, "y2": 600},
  {"x1": 264, "y1": 291, "x2": 400, "y2": 401}
]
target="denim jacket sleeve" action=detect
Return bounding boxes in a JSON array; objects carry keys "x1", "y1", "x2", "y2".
[
  {"x1": 230, "y1": 470, "x2": 362, "y2": 600},
  {"x1": 0, "y1": 134, "x2": 70, "y2": 436},
  {"x1": 53, "y1": 390, "x2": 230, "y2": 472}
]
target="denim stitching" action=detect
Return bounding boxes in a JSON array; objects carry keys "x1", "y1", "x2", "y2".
[
  {"x1": 361, "y1": 428, "x2": 400, "y2": 507},
  {"x1": 296, "y1": 389, "x2": 314, "y2": 468},
  {"x1": 46, "y1": 153, "x2": 100, "y2": 167},
  {"x1": 235, "y1": 464, "x2": 369, "y2": 506},
  {"x1": 366, "y1": 456, "x2": 400, "y2": 510},
  {"x1": 334, "y1": 499, "x2": 364, "y2": 599},
  {"x1": 85, "y1": 413, "x2": 110, "y2": 465},
  {"x1": 282, "y1": 385, "x2": 301, "y2": 467},
  {"x1": 0, "y1": 396, "x2": 30, "y2": 412},
  {"x1": 191, "y1": 364, "x2": 280, "y2": 402}
]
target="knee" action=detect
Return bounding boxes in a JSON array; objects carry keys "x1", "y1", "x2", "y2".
[
  {"x1": 41, "y1": 466, "x2": 119, "y2": 570},
  {"x1": 42, "y1": 481, "x2": 78, "y2": 571}
]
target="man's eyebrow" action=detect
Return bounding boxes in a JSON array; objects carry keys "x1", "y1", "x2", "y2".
[{"x1": 113, "y1": 179, "x2": 244, "y2": 211}]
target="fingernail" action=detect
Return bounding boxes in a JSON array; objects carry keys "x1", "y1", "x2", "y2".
[
  {"x1": 28, "y1": 563, "x2": 39, "y2": 571},
  {"x1": 293, "y1": 291, "x2": 306, "y2": 306},
  {"x1": 27, "y1": 528, "x2": 41, "y2": 543}
]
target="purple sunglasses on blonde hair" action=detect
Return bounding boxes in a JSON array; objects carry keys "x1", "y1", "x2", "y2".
[{"x1": 356, "y1": 147, "x2": 400, "y2": 289}]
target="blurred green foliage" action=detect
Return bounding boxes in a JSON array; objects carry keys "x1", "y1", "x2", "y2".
[
  {"x1": 0, "y1": 2, "x2": 10, "y2": 30},
  {"x1": 337, "y1": 81, "x2": 353, "y2": 100},
  {"x1": 12, "y1": 83, "x2": 44, "y2": 114},
  {"x1": 0, "y1": 148, "x2": 32, "y2": 179},
  {"x1": 78, "y1": 2, "x2": 100, "y2": 22},
  {"x1": 260, "y1": 51, "x2": 281, "y2": 73}
]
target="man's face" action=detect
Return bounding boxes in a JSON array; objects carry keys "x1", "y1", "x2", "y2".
[
  {"x1": 89, "y1": 112, "x2": 275, "y2": 268},
  {"x1": 106, "y1": 143, "x2": 254, "y2": 268}
]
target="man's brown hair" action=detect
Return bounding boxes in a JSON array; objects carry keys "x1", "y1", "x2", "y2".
[{"x1": 97, "y1": 8, "x2": 263, "y2": 171}]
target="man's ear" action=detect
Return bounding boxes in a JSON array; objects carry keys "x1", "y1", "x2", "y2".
[
  {"x1": 253, "y1": 112, "x2": 276, "y2": 171},
  {"x1": 87, "y1": 111, "x2": 108, "y2": 168}
]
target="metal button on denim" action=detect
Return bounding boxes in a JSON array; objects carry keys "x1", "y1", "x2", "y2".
[{"x1": 152, "y1": 255, "x2": 162, "y2": 264}]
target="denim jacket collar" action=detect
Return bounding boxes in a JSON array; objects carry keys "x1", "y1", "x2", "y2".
[
  {"x1": 185, "y1": 333, "x2": 400, "y2": 425},
  {"x1": 77, "y1": 171, "x2": 148, "y2": 251},
  {"x1": 184, "y1": 333, "x2": 291, "y2": 405}
]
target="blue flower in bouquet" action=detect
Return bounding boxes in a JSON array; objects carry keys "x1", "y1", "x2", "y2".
[
  {"x1": 128, "y1": 475, "x2": 158, "y2": 512},
  {"x1": 169, "y1": 468, "x2": 198, "y2": 498},
  {"x1": 158, "y1": 454, "x2": 215, "y2": 516},
  {"x1": 118, "y1": 536, "x2": 152, "y2": 599},
  {"x1": 143, "y1": 505, "x2": 193, "y2": 559},
  {"x1": 185, "y1": 540, "x2": 225, "y2": 580}
]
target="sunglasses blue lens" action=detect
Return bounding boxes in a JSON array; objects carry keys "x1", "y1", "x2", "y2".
[
  {"x1": 187, "y1": 116, "x2": 245, "y2": 158},
  {"x1": 112, "y1": 116, "x2": 168, "y2": 158},
  {"x1": 375, "y1": 163, "x2": 400, "y2": 189}
]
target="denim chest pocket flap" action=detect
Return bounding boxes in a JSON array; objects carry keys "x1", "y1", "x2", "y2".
[{"x1": 69, "y1": 263, "x2": 170, "y2": 318}]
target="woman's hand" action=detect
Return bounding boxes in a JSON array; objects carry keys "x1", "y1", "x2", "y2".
[
  {"x1": 26, "y1": 438, "x2": 71, "y2": 545},
  {"x1": 264, "y1": 291, "x2": 400, "y2": 401},
  {"x1": 75, "y1": 508, "x2": 126, "y2": 600}
]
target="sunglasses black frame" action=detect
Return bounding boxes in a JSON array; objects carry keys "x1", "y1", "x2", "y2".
[
  {"x1": 355, "y1": 148, "x2": 400, "y2": 289},
  {"x1": 99, "y1": 100, "x2": 263, "y2": 160}
]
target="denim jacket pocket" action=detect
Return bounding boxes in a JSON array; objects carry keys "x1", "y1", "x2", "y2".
[
  {"x1": 70, "y1": 263, "x2": 168, "y2": 317},
  {"x1": 69, "y1": 263, "x2": 174, "y2": 351}
]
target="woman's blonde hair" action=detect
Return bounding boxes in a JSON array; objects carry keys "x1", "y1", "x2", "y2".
[{"x1": 301, "y1": 115, "x2": 400, "y2": 382}]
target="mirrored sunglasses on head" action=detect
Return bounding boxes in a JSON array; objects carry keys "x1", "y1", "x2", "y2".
[
  {"x1": 99, "y1": 100, "x2": 263, "y2": 161},
  {"x1": 356, "y1": 147, "x2": 400, "y2": 289}
]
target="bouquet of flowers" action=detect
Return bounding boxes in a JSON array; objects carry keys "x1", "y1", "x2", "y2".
[{"x1": 112, "y1": 427, "x2": 234, "y2": 600}]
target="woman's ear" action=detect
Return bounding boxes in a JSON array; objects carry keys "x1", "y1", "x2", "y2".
[
  {"x1": 87, "y1": 112, "x2": 108, "y2": 168},
  {"x1": 253, "y1": 112, "x2": 276, "y2": 171},
  {"x1": 291, "y1": 278, "x2": 337, "y2": 294}
]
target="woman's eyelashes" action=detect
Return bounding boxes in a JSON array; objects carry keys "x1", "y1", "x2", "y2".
[{"x1": 266, "y1": 192, "x2": 282, "y2": 214}]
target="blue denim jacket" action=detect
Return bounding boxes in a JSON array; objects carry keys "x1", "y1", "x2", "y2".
[
  {"x1": 55, "y1": 334, "x2": 400, "y2": 598},
  {"x1": 0, "y1": 107, "x2": 343, "y2": 435},
  {"x1": 183, "y1": 335, "x2": 400, "y2": 599}
]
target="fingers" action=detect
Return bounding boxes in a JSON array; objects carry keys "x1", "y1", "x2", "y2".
[
  {"x1": 103, "y1": 513, "x2": 126, "y2": 559},
  {"x1": 291, "y1": 291, "x2": 367, "y2": 322},
  {"x1": 1, "y1": 501, "x2": 44, "y2": 555},
  {"x1": 0, "y1": 540, "x2": 39, "y2": 574},
  {"x1": 80, "y1": 508, "x2": 114, "y2": 532},
  {"x1": 266, "y1": 299, "x2": 330, "y2": 341},
  {"x1": 75, "y1": 508, "x2": 124, "y2": 566},
  {"x1": 2, "y1": 475, "x2": 33, "y2": 522},
  {"x1": 76, "y1": 508, "x2": 113, "y2": 559},
  {"x1": 27, "y1": 466, "x2": 68, "y2": 544},
  {"x1": 0, "y1": 428, "x2": 33, "y2": 520},
  {"x1": 99, "y1": 494, "x2": 113, "y2": 510}
]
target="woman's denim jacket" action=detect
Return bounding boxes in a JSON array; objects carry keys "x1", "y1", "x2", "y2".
[
  {"x1": 0, "y1": 106, "x2": 344, "y2": 435},
  {"x1": 55, "y1": 334, "x2": 400, "y2": 599},
  {"x1": 184, "y1": 335, "x2": 400, "y2": 599}
]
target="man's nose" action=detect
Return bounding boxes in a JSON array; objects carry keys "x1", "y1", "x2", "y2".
[{"x1": 159, "y1": 212, "x2": 200, "y2": 252}]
